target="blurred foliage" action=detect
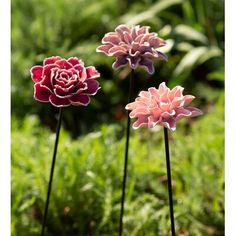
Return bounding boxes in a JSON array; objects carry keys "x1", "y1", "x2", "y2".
[
  {"x1": 11, "y1": 0, "x2": 224, "y2": 235},
  {"x1": 11, "y1": 92, "x2": 224, "y2": 235},
  {"x1": 11, "y1": 0, "x2": 224, "y2": 136}
]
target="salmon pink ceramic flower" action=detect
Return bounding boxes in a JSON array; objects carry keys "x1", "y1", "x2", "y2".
[
  {"x1": 30, "y1": 56, "x2": 100, "y2": 107},
  {"x1": 96, "y1": 24, "x2": 167, "y2": 74},
  {"x1": 125, "y1": 82, "x2": 202, "y2": 131}
]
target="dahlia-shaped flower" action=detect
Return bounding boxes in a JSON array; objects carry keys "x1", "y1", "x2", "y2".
[
  {"x1": 30, "y1": 56, "x2": 100, "y2": 107},
  {"x1": 125, "y1": 82, "x2": 202, "y2": 131},
  {"x1": 96, "y1": 24, "x2": 167, "y2": 74}
]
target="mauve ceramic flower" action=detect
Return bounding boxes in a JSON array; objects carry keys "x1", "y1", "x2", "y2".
[
  {"x1": 96, "y1": 24, "x2": 167, "y2": 74},
  {"x1": 125, "y1": 82, "x2": 202, "y2": 131},
  {"x1": 30, "y1": 56, "x2": 100, "y2": 107}
]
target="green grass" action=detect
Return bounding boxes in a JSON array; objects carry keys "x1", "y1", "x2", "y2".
[{"x1": 11, "y1": 92, "x2": 224, "y2": 236}]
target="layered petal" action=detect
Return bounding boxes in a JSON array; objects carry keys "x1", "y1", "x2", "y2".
[
  {"x1": 49, "y1": 94, "x2": 71, "y2": 107},
  {"x1": 30, "y1": 56, "x2": 100, "y2": 107},
  {"x1": 67, "y1": 57, "x2": 83, "y2": 66},
  {"x1": 34, "y1": 83, "x2": 52, "y2": 102},
  {"x1": 97, "y1": 24, "x2": 167, "y2": 74},
  {"x1": 126, "y1": 82, "x2": 202, "y2": 131},
  {"x1": 133, "y1": 115, "x2": 149, "y2": 129},
  {"x1": 69, "y1": 94, "x2": 90, "y2": 106},
  {"x1": 43, "y1": 56, "x2": 62, "y2": 65},
  {"x1": 139, "y1": 58, "x2": 155, "y2": 74},
  {"x1": 112, "y1": 56, "x2": 128, "y2": 69},
  {"x1": 96, "y1": 44, "x2": 113, "y2": 55},
  {"x1": 30, "y1": 66, "x2": 43, "y2": 83},
  {"x1": 86, "y1": 66, "x2": 100, "y2": 79},
  {"x1": 83, "y1": 79, "x2": 100, "y2": 95}
]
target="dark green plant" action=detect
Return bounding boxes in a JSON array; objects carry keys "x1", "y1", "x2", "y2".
[
  {"x1": 12, "y1": 92, "x2": 224, "y2": 235},
  {"x1": 11, "y1": 0, "x2": 224, "y2": 135}
]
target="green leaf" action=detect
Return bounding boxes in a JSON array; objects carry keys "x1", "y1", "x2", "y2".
[
  {"x1": 176, "y1": 42, "x2": 194, "y2": 52},
  {"x1": 18, "y1": 196, "x2": 36, "y2": 212},
  {"x1": 121, "y1": 0, "x2": 184, "y2": 26},
  {"x1": 182, "y1": 1, "x2": 196, "y2": 24},
  {"x1": 174, "y1": 24, "x2": 208, "y2": 44},
  {"x1": 174, "y1": 46, "x2": 208, "y2": 76},
  {"x1": 208, "y1": 69, "x2": 224, "y2": 81},
  {"x1": 173, "y1": 46, "x2": 222, "y2": 76},
  {"x1": 198, "y1": 46, "x2": 222, "y2": 64}
]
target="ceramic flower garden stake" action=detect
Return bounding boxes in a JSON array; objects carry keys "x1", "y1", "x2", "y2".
[
  {"x1": 96, "y1": 24, "x2": 167, "y2": 74},
  {"x1": 126, "y1": 82, "x2": 202, "y2": 236},
  {"x1": 97, "y1": 24, "x2": 167, "y2": 235},
  {"x1": 30, "y1": 56, "x2": 100, "y2": 236}
]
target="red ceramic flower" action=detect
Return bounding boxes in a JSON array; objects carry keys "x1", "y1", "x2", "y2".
[
  {"x1": 30, "y1": 56, "x2": 100, "y2": 107},
  {"x1": 125, "y1": 82, "x2": 202, "y2": 131},
  {"x1": 96, "y1": 24, "x2": 167, "y2": 74}
]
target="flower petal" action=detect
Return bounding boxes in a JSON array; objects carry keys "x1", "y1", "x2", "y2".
[
  {"x1": 112, "y1": 56, "x2": 127, "y2": 69},
  {"x1": 139, "y1": 58, "x2": 154, "y2": 74},
  {"x1": 157, "y1": 51, "x2": 168, "y2": 61},
  {"x1": 148, "y1": 87, "x2": 160, "y2": 101},
  {"x1": 123, "y1": 31, "x2": 133, "y2": 44},
  {"x1": 34, "y1": 83, "x2": 52, "y2": 102},
  {"x1": 186, "y1": 107, "x2": 203, "y2": 117},
  {"x1": 148, "y1": 115, "x2": 161, "y2": 128},
  {"x1": 139, "y1": 90, "x2": 151, "y2": 99},
  {"x1": 158, "y1": 82, "x2": 168, "y2": 95},
  {"x1": 115, "y1": 24, "x2": 131, "y2": 40},
  {"x1": 42, "y1": 64, "x2": 58, "y2": 87},
  {"x1": 55, "y1": 59, "x2": 73, "y2": 69},
  {"x1": 174, "y1": 107, "x2": 192, "y2": 120},
  {"x1": 183, "y1": 95, "x2": 195, "y2": 106},
  {"x1": 108, "y1": 46, "x2": 127, "y2": 56},
  {"x1": 132, "y1": 115, "x2": 149, "y2": 129},
  {"x1": 102, "y1": 34, "x2": 121, "y2": 45},
  {"x1": 83, "y1": 79, "x2": 100, "y2": 95},
  {"x1": 131, "y1": 26, "x2": 139, "y2": 39},
  {"x1": 43, "y1": 56, "x2": 62, "y2": 65},
  {"x1": 137, "y1": 26, "x2": 150, "y2": 35},
  {"x1": 86, "y1": 66, "x2": 100, "y2": 79},
  {"x1": 129, "y1": 107, "x2": 150, "y2": 118},
  {"x1": 30, "y1": 66, "x2": 43, "y2": 83},
  {"x1": 54, "y1": 86, "x2": 74, "y2": 99},
  {"x1": 96, "y1": 45, "x2": 113, "y2": 55},
  {"x1": 161, "y1": 116, "x2": 176, "y2": 131},
  {"x1": 67, "y1": 57, "x2": 84, "y2": 66},
  {"x1": 149, "y1": 37, "x2": 166, "y2": 48},
  {"x1": 126, "y1": 57, "x2": 141, "y2": 69},
  {"x1": 168, "y1": 86, "x2": 183, "y2": 100},
  {"x1": 49, "y1": 94, "x2": 71, "y2": 107},
  {"x1": 69, "y1": 94, "x2": 90, "y2": 106}
]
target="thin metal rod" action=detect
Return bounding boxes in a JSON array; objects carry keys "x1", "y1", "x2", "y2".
[
  {"x1": 41, "y1": 108, "x2": 63, "y2": 236},
  {"x1": 163, "y1": 127, "x2": 176, "y2": 236},
  {"x1": 119, "y1": 69, "x2": 135, "y2": 236}
]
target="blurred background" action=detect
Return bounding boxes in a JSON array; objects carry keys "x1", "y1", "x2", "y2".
[{"x1": 11, "y1": 0, "x2": 224, "y2": 235}]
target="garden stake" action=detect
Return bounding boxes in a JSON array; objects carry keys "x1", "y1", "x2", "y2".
[
  {"x1": 41, "y1": 108, "x2": 63, "y2": 236},
  {"x1": 164, "y1": 127, "x2": 176, "y2": 236},
  {"x1": 125, "y1": 82, "x2": 202, "y2": 236},
  {"x1": 119, "y1": 69, "x2": 134, "y2": 236}
]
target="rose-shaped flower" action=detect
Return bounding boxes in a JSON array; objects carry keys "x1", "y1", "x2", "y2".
[
  {"x1": 30, "y1": 56, "x2": 100, "y2": 107},
  {"x1": 125, "y1": 82, "x2": 202, "y2": 131},
  {"x1": 96, "y1": 24, "x2": 167, "y2": 74}
]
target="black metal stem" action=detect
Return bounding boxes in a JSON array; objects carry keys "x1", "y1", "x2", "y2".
[
  {"x1": 41, "y1": 108, "x2": 63, "y2": 236},
  {"x1": 163, "y1": 127, "x2": 176, "y2": 236},
  {"x1": 119, "y1": 69, "x2": 135, "y2": 236}
]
